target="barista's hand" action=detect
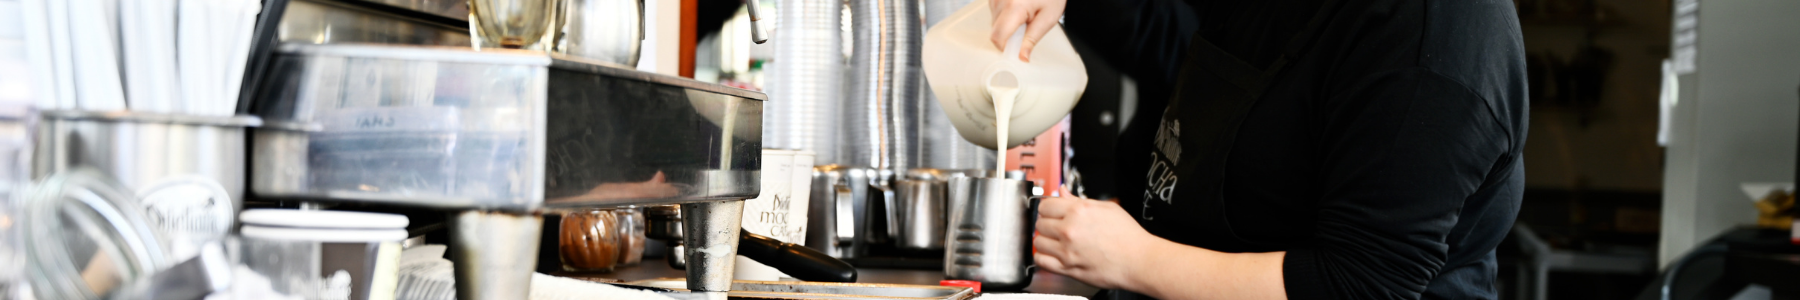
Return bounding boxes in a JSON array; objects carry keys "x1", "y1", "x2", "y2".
[
  {"x1": 990, "y1": 0, "x2": 1065, "y2": 62},
  {"x1": 1033, "y1": 192, "x2": 1157, "y2": 290}
]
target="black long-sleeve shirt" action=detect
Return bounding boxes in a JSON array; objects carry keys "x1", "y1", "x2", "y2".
[{"x1": 1064, "y1": 0, "x2": 1528, "y2": 299}]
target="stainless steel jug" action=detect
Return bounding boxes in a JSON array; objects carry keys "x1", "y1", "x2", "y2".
[
  {"x1": 805, "y1": 165, "x2": 878, "y2": 258},
  {"x1": 893, "y1": 169, "x2": 948, "y2": 251},
  {"x1": 944, "y1": 171, "x2": 1034, "y2": 290}
]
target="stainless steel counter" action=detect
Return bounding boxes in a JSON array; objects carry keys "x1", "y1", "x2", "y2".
[{"x1": 593, "y1": 258, "x2": 1101, "y2": 297}]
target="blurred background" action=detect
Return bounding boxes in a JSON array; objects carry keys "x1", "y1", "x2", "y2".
[
  {"x1": 7, "y1": 0, "x2": 1800, "y2": 298},
  {"x1": 465, "y1": 0, "x2": 1800, "y2": 298}
]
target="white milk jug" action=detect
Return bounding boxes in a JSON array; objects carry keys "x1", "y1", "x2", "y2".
[{"x1": 922, "y1": 0, "x2": 1087, "y2": 151}]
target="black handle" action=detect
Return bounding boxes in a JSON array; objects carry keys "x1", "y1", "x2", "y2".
[{"x1": 738, "y1": 230, "x2": 858, "y2": 282}]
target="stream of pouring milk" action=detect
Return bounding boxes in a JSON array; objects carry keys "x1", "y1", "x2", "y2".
[
  {"x1": 991, "y1": 85, "x2": 1018, "y2": 174},
  {"x1": 990, "y1": 29, "x2": 1026, "y2": 176}
]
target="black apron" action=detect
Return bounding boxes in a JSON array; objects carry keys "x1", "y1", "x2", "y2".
[{"x1": 1099, "y1": 1, "x2": 1342, "y2": 299}]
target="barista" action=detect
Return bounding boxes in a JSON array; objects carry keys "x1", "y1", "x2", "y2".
[{"x1": 998, "y1": 0, "x2": 1528, "y2": 299}]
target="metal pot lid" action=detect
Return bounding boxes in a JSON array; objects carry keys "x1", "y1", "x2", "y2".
[
  {"x1": 239, "y1": 209, "x2": 410, "y2": 229},
  {"x1": 40, "y1": 110, "x2": 263, "y2": 127}
]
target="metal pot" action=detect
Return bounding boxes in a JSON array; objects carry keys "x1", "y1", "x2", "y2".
[
  {"x1": 555, "y1": 0, "x2": 644, "y2": 66},
  {"x1": 32, "y1": 110, "x2": 260, "y2": 254}
]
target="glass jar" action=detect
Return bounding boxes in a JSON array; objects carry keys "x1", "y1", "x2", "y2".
[
  {"x1": 612, "y1": 206, "x2": 646, "y2": 266},
  {"x1": 558, "y1": 208, "x2": 621, "y2": 272},
  {"x1": 468, "y1": 0, "x2": 560, "y2": 50}
]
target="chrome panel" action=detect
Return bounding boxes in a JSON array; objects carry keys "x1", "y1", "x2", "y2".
[
  {"x1": 540, "y1": 56, "x2": 764, "y2": 207},
  {"x1": 251, "y1": 43, "x2": 764, "y2": 210},
  {"x1": 252, "y1": 43, "x2": 548, "y2": 210}
]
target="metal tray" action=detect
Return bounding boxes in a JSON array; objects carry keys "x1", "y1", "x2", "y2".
[
  {"x1": 250, "y1": 43, "x2": 764, "y2": 210},
  {"x1": 627, "y1": 278, "x2": 977, "y2": 300}
]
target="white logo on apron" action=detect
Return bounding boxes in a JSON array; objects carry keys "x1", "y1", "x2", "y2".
[{"x1": 1143, "y1": 111, "x2": 1180, "y2": 220}]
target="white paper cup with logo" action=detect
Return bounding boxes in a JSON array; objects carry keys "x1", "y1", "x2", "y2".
[
  {"x1": 787, "y1": 150, "x2": 814, "y2": 242},
  {"x1": 736, "y1": 149, "x2": 812, "y2": 281}
]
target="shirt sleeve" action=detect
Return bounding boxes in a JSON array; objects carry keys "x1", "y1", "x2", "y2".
[
  {"x1": 1061, "y1": 0, "x2": 1198, "y2": 88},
  {"x1": 1282, "y1": 68, "x2": 1515, "y2": 300}
]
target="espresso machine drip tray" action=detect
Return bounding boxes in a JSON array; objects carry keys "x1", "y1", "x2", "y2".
[
  {"x1": 250, "y1": 43, "x2": 763, "y2": 210},
  {"x1": 629, "y1": 278, "x2": 977, "y2": 300}
]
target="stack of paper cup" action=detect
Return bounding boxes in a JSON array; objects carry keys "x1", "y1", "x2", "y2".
[{"x1": 736, "y1": 149, "x2": 816, "y2": 281}]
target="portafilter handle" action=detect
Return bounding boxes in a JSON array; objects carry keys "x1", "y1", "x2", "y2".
[
  {"x1": 738, "y1": 229, "x2": 858, "y2": 282},
  {"x1": 833, "y1": 184, "x2": 855, "y2": 244}
]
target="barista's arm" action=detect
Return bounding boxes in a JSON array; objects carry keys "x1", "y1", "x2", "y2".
[
  {"x1": 1275, "y1": 69, "x2": 1513, "y2": 300},
  {"x1": 1036, "y1": 70, "x2": 1514, "y2": 300},
  {"x1": 1033, "y1": 197, "x2": 1288, "y2": 300}
]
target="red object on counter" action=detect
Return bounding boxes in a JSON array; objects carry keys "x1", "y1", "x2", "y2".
[
  {"x1": 940, "y1": 280, "x2": 982, "y2": 293},
  {"x1": 1791, "y1": 220, "x2": 1800, "y2": 245}
]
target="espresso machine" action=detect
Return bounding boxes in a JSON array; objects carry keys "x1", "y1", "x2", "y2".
[
  {"x1": 251, "y1": 44, "x2": 764, "y2": 298},
  {"x1": 242, "y1": 1, "x2": 767, "y2": 298}
]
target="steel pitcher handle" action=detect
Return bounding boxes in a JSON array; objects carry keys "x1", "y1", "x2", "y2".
[{"x1": 834, "y1": 184, "x2": 855, "y2": 243}]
